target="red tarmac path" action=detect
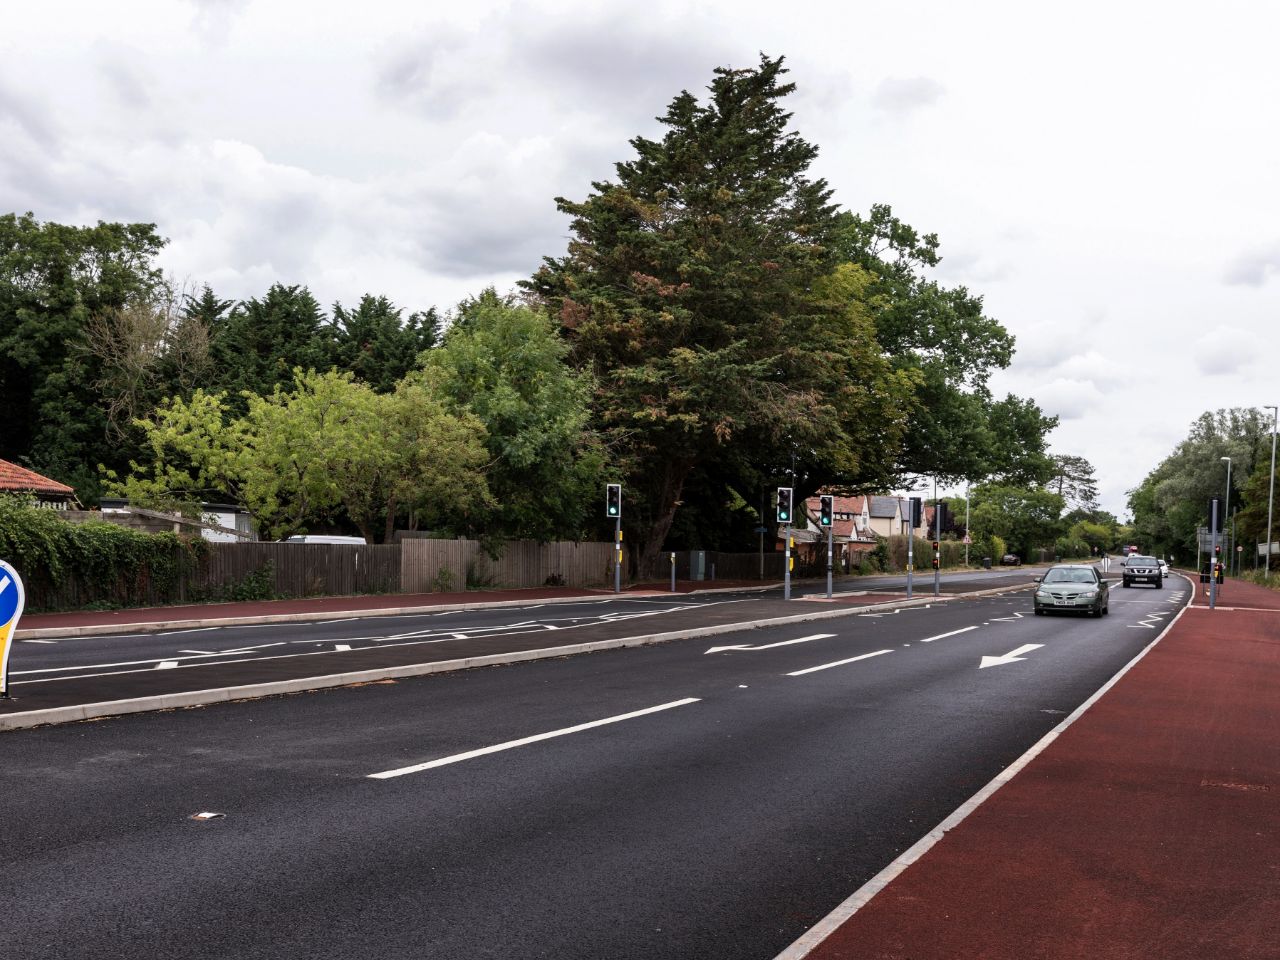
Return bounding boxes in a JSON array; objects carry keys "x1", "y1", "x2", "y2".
[{"x1": 795, "y1": 574, "x2": 1280, "y2": 959}]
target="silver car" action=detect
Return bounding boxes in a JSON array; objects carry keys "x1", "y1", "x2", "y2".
[{"x1": 1033, "y1": 564, "x2": 1110, "y2": 617}]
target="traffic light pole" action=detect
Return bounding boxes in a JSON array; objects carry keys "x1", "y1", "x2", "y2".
[
  {"x1": 614, "y1": 517, "x2": 621, "y2": 594},
  {"x1": 906, "y1": 532, "x2": 914, "y2": 599},
  {"x1": 1209, "y1": 499, "x2": 1219, "y2": 609},
  {"x1": 784, "y1": 525, "x2": 792, "y2": 601},
  {"x1": 826, "y1": 523, "x2": 833, "y2": 599},
  {"x1": 933, "y1": 498, "x2": 942, "y2": 598}
]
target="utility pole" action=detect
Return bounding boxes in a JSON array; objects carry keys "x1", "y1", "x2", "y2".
[
  {"x1": 1266, "y1": 405, "x2": 1278, "y2": 574},
  {"x1": 1210, "y1": 498, "x2": 1220, "y2": 609},
  {"x1": 933, "y1": 477, "x2": 941, "y2": 598}
]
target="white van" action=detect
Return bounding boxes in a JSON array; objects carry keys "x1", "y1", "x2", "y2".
[{"x1": 282, "y1": 535, "x2": 367, "y2": 545}]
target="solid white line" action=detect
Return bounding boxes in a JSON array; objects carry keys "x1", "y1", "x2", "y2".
[
  {"x1": 786, "y1": 649, "x2": 893, "y2": 676},
  {"x1": 918, "y1": 626, "x2": 979, "y2": 643},
  {"x1": 772, "y1": 579, "x2": 1195, "y2": 960},
  {"x1": 21, "y1": 639, "x2": 57, "y2": 644},
  {"x1": 367, "y1": 697, "x2": 701, "y2": 779}
]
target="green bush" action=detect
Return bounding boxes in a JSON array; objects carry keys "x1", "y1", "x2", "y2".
[{"x1": 0, "y1": 496, "x2": 207, "y2": 612}]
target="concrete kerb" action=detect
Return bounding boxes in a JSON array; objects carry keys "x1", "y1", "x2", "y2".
[{"x1": 0, "y1": 580, "x2": 1035, "y2": 732}]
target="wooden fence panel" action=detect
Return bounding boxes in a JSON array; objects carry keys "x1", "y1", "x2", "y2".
[
  {"x1": 400, "y1": 539, "x2": 618, "y2": 592},
  {"x1": 197, "y1": 543, "x2": 400, "y2": 597}
]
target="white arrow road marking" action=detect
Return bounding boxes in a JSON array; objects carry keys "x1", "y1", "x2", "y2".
[
  {"x1": 978, "y1": 643, "x2": 1045, "y2": 669},
  {"x1": 990, "y1": 612, "x2": 1025, "y2": 621},
  {"x1": 705, "y1": 633, "x2": 835, "y2": 655},
  {"x1": 920, "y1": 626, "x2": 979, "y2": 643},
  {"x1": 787, "y1": 649, "x2": 894, "y2": 676},
  {"x1": 368, "y1": 697, "x2": 701, "y2": 779}
]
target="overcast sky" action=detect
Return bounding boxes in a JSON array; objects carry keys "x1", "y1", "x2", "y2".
[{"x1": 3, "y1": 0, "x2": 1277, "y2": 518}]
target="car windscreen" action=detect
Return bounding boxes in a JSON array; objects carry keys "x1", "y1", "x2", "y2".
[
  {"x1": 1125, "y1": 556, "x2": 1155, "y2": 565},
  {"x1": 1043, "y1": 569, "x2": 1096, "y2": 583}
]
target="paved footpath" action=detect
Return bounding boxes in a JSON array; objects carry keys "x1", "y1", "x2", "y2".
[{"x1": 785, "y1": 574, "x2": 1280, "y2": 960}]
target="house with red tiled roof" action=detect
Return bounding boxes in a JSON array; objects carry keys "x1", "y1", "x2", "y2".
[{"x1": 0, "y1": 459, "x2": 77, "y2": 509}]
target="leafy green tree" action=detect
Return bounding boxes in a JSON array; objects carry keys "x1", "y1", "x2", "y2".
[
  {"x1": 1048, "y1": 454, "x2": 1100, "y2": 510},
  {"x1": 1128, "y1": 408, "x2": 1272, "y2": 561},
  {"x1": 209, "y1": 284, "x2": 329, "y2": 408},
  {"x1": 327, "y1": 295, "x2": 440, "y2": 393},
  {"x1": 527, "y1": 56, "x2": 912, "y2": 574},
  {"x1": 0, "y1": 212, "x2": 166, "y2": 500},
  {"x1": 968, "y1": 483, "x2": 1065, "y2": 558},
  {"x1": 420, "y1": 290, "x2": 602, "y2": 542},
  {"x1": 832, "y1": 204, "x2": 1056, "y2": 485},
  {"x1": 111, "y1": 370, "x2": 490, "y2": 541}
]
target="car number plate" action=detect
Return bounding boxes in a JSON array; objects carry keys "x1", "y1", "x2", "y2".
[{"x1": 1054, "y1": 599, "x2": 1071, "y2": 606}]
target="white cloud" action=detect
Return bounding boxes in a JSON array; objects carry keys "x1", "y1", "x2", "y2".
[
  {"x1": 1223, "y1": 242, "x2": 1280, "y2": 286},
  {"x1": 1193, "y1": 327, "x2": 1257, "y2": 376},
  {"x1": 871, "y1": 76, "x2": 945, "y2": 114},
  {"x1": 1027, "y1": 378, "x2": 1107, "y2": 421}
]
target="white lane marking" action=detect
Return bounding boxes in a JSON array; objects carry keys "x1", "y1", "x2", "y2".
[
  {"x1": 858, "y1": 608, "x2": 902, "y2": 618},
  {"x1": 786, "y1": 649, "x2": 894, "y2": 677},
  {"x1": 990, "y1": 612, "x2": 1025, "y2": 622},
  {"x1": 21, "y1": 639, "x2": 57, "y2": 644},
  {"x1": 978, "y1": 643, "x2": 1044, "y2": 669},
  {"x1": 334, "y1": 644, "x2": 352, "y2": 652},
  {"x1": 919, "y1": 626, "x2": 979, "y2": 643},
  {"x1": 367, "y1": 697, "x2": 701, "y2": 779},
  {"x1": 157, "y1": 627, "x2": 220, "y2": 635},
  {"x1": 178, "y1": 649, "x2": 220, "y2": 656},
  {"x1": 316, "y1": 618, "x2": 359, "y2": 625},
  {"x1": 220, "y1": 642, "x2": 289, "y2": 654},
  {"x1": 705, "y1": 633, "x2": 835, "y2": 655},
  {"x1": 156, "y1": 660, "x2": 179, "y2": 669}
]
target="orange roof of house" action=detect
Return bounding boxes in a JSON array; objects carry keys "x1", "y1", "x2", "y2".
[{"x1": 0, "y1": 459, "x2": 75, "y2": 496}]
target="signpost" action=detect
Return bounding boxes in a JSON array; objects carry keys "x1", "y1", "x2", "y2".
[
  {"x1": 907, "y1": 497, "x2": 922, "y2": 599},
  {"x1": 1209, "y1": 498, "x2": 1220, "y2": 609},
  {"x1": 0, "y1": 559, "x2": 27, "y2": 698}
]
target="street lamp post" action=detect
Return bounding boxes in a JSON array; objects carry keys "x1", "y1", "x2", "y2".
[
  {"x1": 1266, "y1": 405, "x2": 1278, "y2": 573},
  {"x1": 1221, "y1": 456, "x2": 1232, "y2": 579}
]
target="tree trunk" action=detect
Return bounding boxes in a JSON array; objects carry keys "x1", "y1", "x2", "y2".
[{"x1": 636, "y1": 461, "x2": 692, "y2": 579}]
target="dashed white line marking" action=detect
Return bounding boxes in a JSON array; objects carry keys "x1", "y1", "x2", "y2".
[
  {"x1": 367, "y1": 697, "x2": 701, "y2": 779},
  {"x1": 156, "y1": 661, "x2": 179, "y2": 669},
  {"x1": 333, "y1": 644, "x2": 352, "y2": 652},
  {"x1": 21, "y1": 639, "x2": 57, "y2": 644},
  {"x1": 787, "y1": 649, "x2": 894, "y2": 677}
]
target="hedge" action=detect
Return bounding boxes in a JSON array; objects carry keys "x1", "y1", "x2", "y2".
[{"x1": 0, "y1": 496, "x2": 207, "y2": 612}]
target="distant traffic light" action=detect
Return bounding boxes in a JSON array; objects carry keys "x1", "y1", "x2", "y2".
[
  {"x1": 606, "y1": 483, "x2": 621, "y2": 518},
  {"x1": 776, "y1": 487, "x2": 793, "y2": 523},
  {"x1": 819, "y1": 495, "x2": 833, "y2": 527},
  {"x1": 909, "y1": 497, "x2": 923, "y2": 528}
]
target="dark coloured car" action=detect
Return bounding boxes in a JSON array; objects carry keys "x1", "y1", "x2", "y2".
[
  {"x1": 1033, "y1": 564, "x2": 1110, "y2": 617},
  {"x1": 1000, "y1": 554, "x2": 1022, "y2": 566},
  {"x1": 1122, "y1": 555, "x2": 1162, "y2": 588}
]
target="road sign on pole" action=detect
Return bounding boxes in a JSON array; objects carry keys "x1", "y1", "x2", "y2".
[{"x1": 0, "y1": 559, "x2": 27, "y2": 698}]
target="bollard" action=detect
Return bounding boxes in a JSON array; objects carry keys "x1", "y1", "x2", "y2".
[{"x1": 670, "y1": 552, "x2": 676, "y2": 592}]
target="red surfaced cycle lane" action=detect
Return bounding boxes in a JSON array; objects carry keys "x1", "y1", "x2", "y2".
[{"x1": 792, "y1": 575, "x2": 1280, "y2": 960}]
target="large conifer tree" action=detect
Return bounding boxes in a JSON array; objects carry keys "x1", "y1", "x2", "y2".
[{"x1": 528, "y1": 55, "x2": 909, "y2": 574}]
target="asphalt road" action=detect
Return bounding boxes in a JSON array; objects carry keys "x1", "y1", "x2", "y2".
[
  {"x1": 2, "y1": 567, "x2": 1039, "y2": 713},
  {"x1": 0, "y1": 576, "x2": 1188, "y2": 959}
]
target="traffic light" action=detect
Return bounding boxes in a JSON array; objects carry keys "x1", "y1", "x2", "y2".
[
  {"x1": 932, "y1": 556, "x2": 940, "y2": 569},
  {"x1": 909, "y1": 497, "x2": 923, "y2": 528},
  {"x1": 1214, "y1": 544, "x2": 1222, "y2": 557},
  {"x1": 819, "y1": 495, "x2": 833, "y2": 527},
  {"x1": 932, "y1": 541, "x2": 940, "y2": 552},
  {"x1": 776, "y1": 487, "x2": 793, "y2": 523},
  {"x1": 932, "y1": 540, "x2": 940, "y2": 570},
  {"x1": 606, "y1": 483, "x2": 621, "y2": 518}
]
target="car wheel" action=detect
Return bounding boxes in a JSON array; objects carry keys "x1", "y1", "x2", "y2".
[
  {"x1": 1123, "y1": 580, "x2": 1131, "y2": 588},
  {"x1": 1155, "y1": 580, "x2": 1163, "y2": 590},
  {"x1": 1103, "y1": 600, "x2": 1110, "y2": 616},
  {"x1": 1034, "y1": 608, "x2": 1043, "y2": 615}
]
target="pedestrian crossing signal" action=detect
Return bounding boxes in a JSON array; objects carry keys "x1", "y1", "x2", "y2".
[
  {"x1": 606, "y1": 483, "x2": 621, "y2": 518},
  {"x1": 819, "y1": 495, "x2": 833, "y2": 527}
]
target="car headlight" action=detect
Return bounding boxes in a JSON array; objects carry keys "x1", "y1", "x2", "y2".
[
  {"x1": 1078, "y1": 589, "x2": 1097, "y2": 597},
  {"x1": 1035, "y1": 590, "x2": 1050, "y2": 598}
]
